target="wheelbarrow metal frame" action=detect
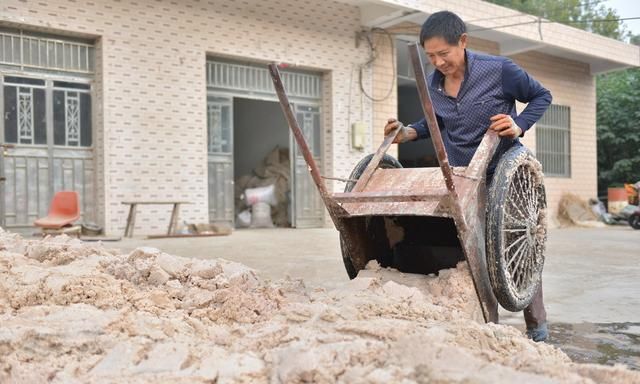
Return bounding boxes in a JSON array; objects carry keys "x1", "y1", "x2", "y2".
[{"x1": 268, "y1": 43, "x2": 500, "y2": 323}]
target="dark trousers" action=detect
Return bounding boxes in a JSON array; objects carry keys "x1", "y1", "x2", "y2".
[{"x1": 523, "y1": 283, "x2": 547, "y2": 329}]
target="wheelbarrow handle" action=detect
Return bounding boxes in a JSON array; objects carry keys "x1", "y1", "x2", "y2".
[
  {"x1": 349, "y1": 124, "x2": 403, "y2": 193},
  {"x1": 268, "y1": 63, "x2": 350, "y2": 223},
  {"x1": 268, "y1": 63, "x2": 329, "y2": 199},
  {"x1": 408, "y1": 43, "x2": 460, "y2": 197}
]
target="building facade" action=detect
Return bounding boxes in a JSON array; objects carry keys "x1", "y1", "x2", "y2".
[{"x1": 1, "y1": 0, "x2": 638, "y2": 235}]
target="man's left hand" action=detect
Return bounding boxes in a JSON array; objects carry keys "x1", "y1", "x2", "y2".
[{"x1": 490, "y1": 114, "x2": 522, "y2": 138}]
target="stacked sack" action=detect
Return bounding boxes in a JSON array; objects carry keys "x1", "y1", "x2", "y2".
[
  {"x1": 236, "y1": 184, "x2": 278, "y2": 228},
  {"x1": 235, "y1": 146, "x2": 291, "y2": 228}
]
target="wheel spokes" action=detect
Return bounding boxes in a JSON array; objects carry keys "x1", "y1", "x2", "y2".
[{"x1": 501, "y1": 163, "x2": 544, "y2": 295}]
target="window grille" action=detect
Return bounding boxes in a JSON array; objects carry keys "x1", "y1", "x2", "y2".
[
  {"x1": 0, "y1": 29, "x2": 94, "y2": 74},
  {"x1": 536, "y1": 104, "x2": 571, "y2": 177},
  {"x1": 206, "y1": 60, "x2": 321, "y2": 100}
]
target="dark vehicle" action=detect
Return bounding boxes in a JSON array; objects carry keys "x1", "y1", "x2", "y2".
[{"x1": 629, "y1": 206, "x2": 640, "y2": 230}]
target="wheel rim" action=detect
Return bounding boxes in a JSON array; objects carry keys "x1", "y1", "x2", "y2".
[{"x1": 501, "y1": 163, "x2": 546, "y2": 297}]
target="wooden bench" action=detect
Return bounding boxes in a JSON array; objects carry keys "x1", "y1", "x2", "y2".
[{"x1": 122, "y1": 201, "x2": 190, "y2": 238}]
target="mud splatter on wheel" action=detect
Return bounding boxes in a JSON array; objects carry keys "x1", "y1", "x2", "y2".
[
  {"x1": 487, "y1": 145, "x2": 547, "y2": 312},
  {"x1": 340, "y1": 154, "x2": 402, "y2": 279}
]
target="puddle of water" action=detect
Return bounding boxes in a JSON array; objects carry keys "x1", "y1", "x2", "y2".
[{"x1": 548, "y1": 322, "x2": 640, "y2": 370}]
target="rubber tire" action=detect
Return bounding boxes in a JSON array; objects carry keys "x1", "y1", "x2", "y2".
[
  {"x1": 487, "y1": 145, "x2": 546, "y2": 312},
  {"x1": 340, "y1": 154, "x2": 403, "y2": 279},
  {"x1": 629, "y1": 214, "x2": 640, "y2": 230}
]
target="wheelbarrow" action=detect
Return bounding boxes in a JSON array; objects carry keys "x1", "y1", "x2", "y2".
[{"x1": 268, "y1": 42, "x2": 547, "y2": 323}]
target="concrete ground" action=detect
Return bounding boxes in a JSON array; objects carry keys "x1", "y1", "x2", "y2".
[{"x1": 113, "y1": 225, "x2": 640, "y2": 325}]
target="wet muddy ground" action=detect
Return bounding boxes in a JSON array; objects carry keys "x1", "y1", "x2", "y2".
[{"x1": 549, "y1": 322, "x2": 640, "y2": 370}]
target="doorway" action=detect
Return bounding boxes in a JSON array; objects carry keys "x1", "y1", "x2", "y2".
[
  {"x1": 0, "y1": 28, "x2": 95, "y2": 231},
  {"x1": 1, "y1": 76, "x2": 94, "y2": 230},
  {"x1": 233, "y1": 97, "x2": 292, "y2": 228},
  {"x1": 205, "y1": 58, "x2": 324, "y2": 228},
  {"x1": 395, "y1": 38, "x2": 437, "y2": 168}
]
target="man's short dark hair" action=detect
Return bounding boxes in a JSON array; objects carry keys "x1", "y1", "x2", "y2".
[{"x1": 419, "y1": 11, "x2": 466, "y2": 46}]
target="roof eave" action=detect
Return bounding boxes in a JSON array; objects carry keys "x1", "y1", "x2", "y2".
[{"x1": 350, "y1": 0, "x2": 640, "y2": 74}]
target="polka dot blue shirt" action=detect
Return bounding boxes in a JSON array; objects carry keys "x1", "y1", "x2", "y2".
[{"x1": 410, "y1": 50, "x2": 552, "y2": 174}]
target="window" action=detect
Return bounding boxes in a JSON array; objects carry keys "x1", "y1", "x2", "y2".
[
  {"x1": 3, "y1": 77, "x2": 47, "y2": 145},
  {"x1": 0, "y1": 28, "x2": 94, "y2": 74},
  {"x1": 2, "y1": 77, "x2": 91, "y2": 147},
  {"x1": 536, "y1": 104, "x2": 571, "y2": 177},
  {"x1": 53, "y1": 86, "x2": 92, "y2": 147}
]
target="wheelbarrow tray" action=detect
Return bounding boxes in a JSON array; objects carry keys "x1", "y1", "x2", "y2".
[{"x1": 335, "y1": 166, "x2": 473, "y2": 217}]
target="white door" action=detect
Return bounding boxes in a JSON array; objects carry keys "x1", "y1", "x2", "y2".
[
  {"x1": 291, "y1": 104, "x2": 324, "y2": 228},
  {"x1": 206, "y1": 95, "x2": 234, "y2": 226},
  {"x1": 1, "y1": 75, "x2": 94, "y2": 229}
]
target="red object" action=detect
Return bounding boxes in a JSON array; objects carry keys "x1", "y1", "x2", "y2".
[
  {"x1": 34, "y1": 191, "x2": 80, "y2": 229},
  {"x1": 608, "y1": 187, "x2": 627, "y2": 202}
]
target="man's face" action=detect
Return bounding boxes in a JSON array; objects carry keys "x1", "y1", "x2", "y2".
[{"x1": 423, "y1": 34, "x2": 467, "y2": 76}]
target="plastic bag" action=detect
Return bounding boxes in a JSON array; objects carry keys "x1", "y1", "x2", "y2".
[
  {"x1": 236, "y1": 209, "x2": 252, "y2": 228},
  {"x1": 250, "y1": 202, "x2": 274, "y2": 228},
  {"x1": 244, "y1": 184, "x2": 278, "y2": 207}
]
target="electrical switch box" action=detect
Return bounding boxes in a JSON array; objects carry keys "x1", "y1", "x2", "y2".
[{"x1": 351, "y1": 122, "x2": 366, "y2": 150}]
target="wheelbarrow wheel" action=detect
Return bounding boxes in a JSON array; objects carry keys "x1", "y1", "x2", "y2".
[
  {"x1": 487, "y1": 145, "x2": 547, "y2": 312},
  {"x1": 340, "y1": 153, "x2": 403, "y2": 279}
]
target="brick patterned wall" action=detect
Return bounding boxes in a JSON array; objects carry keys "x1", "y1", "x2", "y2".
[
  {"x1": 1, "y1": 0, "x2": 377, "y2": 234},
  {"x1": 372, "y1": 30, "x2": 398, "y2": 158}
]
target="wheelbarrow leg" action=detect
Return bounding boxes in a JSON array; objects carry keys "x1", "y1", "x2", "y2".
[
  {"x1": 337, "y1": 217, "x2": 378, "y2": 272},
  {"x1": 459, "y1": 212, "x2": 500, "y2": 323}
]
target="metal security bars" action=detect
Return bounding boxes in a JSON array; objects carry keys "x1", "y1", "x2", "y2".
[
  {"x1": 53, "y1": 84, "x2": 92, "y2": 148},
  {"x1": 206, "y1": 60, "x2": 322, "y2": 100},
  {"x1": 1, "y1": 76, "x2": 94, "y2": 229},
  {"x1": 0, "y1": 30, "x2": 94, "y2": 74},
  {"x1": 536, "y1": 104, "x2": 571, "y2": 177}
]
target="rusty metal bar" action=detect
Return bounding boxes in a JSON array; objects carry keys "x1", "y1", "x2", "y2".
[
  {"x1": 351, "y1": 125, "x2": 401, "y2": 193},
  {"x1": 269, "y1": 63, "x2": 350, "y2": 224},
  {"x1": 269, "y1": 63, "x2": 329, "y2": 199},
  {"x1": 333, "y1": 188, "x2": 448, "y2": 203},
  {"x1": 407, "y1": 44, "x2": 455, "y2": 192},
  {"x1": 321, "y1": 175, "x2": 358, "y2": 183},
  {"x1": 465, "y1": 130, "x2": 500, "y2": 180}
]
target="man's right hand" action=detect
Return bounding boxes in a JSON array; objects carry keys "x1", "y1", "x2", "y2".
[{"x1": 384, "y1": 118, "x2": 417, "y2": 144}]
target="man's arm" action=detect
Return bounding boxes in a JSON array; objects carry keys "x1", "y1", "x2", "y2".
[
  {"x1": 384, "y1": 115, "x2": 445, "y2": 144},
  {"x1": 408, "y1": 115, "x2": 445, "y2": 140},
  {"x1": 409, "y1": 118, "x2": 429, "y2": 140},
  {"x1": 502, "y1": 59, "x2": 552, "y2": 133}
]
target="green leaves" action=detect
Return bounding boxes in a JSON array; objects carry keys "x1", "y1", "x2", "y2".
[{"x1": 597, "y1": 67, "x2": 640, "y2": 191}]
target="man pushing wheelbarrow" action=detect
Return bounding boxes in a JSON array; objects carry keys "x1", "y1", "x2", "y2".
[
  {"x1": 269, "y1": 10, "x2": 551, "y2": 343},
  {"x1": 383, "y1": 11, "x2": 551, "y2": 341}
]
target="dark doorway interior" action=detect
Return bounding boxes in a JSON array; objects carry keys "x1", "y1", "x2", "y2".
[
  {"x1": 397, "y1": 85, "x2": 438, "y2": 168},
  {"x1": 233, "y1": 97, "x2": 292, "y2": 228}
]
